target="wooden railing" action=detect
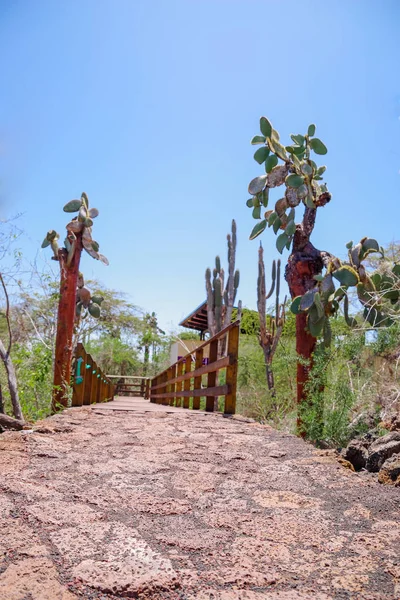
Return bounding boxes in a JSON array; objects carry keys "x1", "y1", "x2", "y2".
[
  {"x1": 150, "y1": 320, "x2": 240, "y2": 414},
  {"x1": 109, "y1": 376, "x2": 150, "y2": 398},
  {"x1": 71, "y1": 343, "x2": 115, "y2": 406}
]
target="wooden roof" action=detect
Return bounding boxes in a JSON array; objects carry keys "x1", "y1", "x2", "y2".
[{"x1": 179, "y1": 300, "x2": 209, "y2": 332}]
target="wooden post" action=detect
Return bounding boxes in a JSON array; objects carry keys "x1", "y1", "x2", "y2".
[
  {"x1": 150, "y1": 377, "x2": 156, "y2": 403},
  {"x1": 224, "y1": 323, "x2": 239, "y2": 414},
  {"x1": 206, "y1": 339, "x2": 218, "y2": 412},
  {"x1": 193, "y1": 349, "x2": 203, "y2": 410},
  {"x1": 83, "y1": 354, "x2": 93, "y2": 405},
  {"x1": 91, "y1": 363, "x2": 99, "y2": 404},
  {"x1": 145, "y1": 378, "x2": 150, "y2": 400},
  {"x1": 96, "y1": 370, "x2": 102, "y2": 403},
  {"x1": 165, "y1": 367, "x2": 172, "y2": 406},
  {"x1": 71, "y1": 343, "x2": 85, "y2": 407},
  {"x1": 52, "y1": 233, "x2": 83, "y2": 412},
  {"x1": 176, "y1": 361, "x2": 183, "y2": 407},
  {"x1": 183, "y1": 355, "x2": 192, "y2": 409},
  {"x1": 99, "y1": 372, "x2": 105, "y2": 402},
  {"x1": 170, "y1": 364, "x2": 177, "y2": 406},
  {"x1": 159, "y1": 372, "x2": 166, "y2": 405}
]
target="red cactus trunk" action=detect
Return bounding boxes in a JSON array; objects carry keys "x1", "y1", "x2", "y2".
[
  {"x1": 52, "y1": 234, "x2": 83, "y2": 413},
  {"x1": 285, "y1": 223, "x2": 324, "y2": 434}
]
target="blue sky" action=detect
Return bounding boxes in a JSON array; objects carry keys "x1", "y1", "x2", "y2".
[{"x1": 1, "y1": 0, "x2": 399, "y2": 331}]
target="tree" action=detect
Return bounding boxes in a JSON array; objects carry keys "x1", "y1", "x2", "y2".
[
  {"x1": 137, "y1": 312, "x2": 165, "y2": 377},
  {"x1": 41, "y1": 193, "x2": 108, "y2": 412},
  {"x1": 0, "y1": 273, "x2": 24, "y2": 426},
  {"x1": 245, "y1": 117, "x2": 399, "y2": 432}
]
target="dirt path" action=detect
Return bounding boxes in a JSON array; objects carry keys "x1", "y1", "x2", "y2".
[{"x1": 0, "y1": 405, "x2": 399, "y2": 600}]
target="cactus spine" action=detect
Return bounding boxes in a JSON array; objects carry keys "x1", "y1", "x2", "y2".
[
  {"x1": 257, "y1": 244, "x2": 286, "y2": 395},
  {"x1": 205, "y1": 219, "x2": 241, "y2": 338}
]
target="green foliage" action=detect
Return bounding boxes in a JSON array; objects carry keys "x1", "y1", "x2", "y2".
[
  {"x1": 86, "y1": 336, "x2": 141, "y2": 376},
  {"x1": 372, "y1": 321, "x2": 400, "y2": 354},
  {"x1": 232, "y1": 307, "x2": 259, "y2": 335},
  {"x1": 10, "y1": 343, "x2": 53, "y2": 421},
  {"x1": 236, "y1": 331, "x2": 297, "y2": 429}
]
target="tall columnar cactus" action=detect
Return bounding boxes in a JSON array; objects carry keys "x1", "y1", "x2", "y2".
[
  {"x1": 42, "y1": 193, "x2": 108, "y2": 412},
  {"x1": 245, "y1": 116, "x2": 398, "y2": 433},
  {"x1": 257, "y1": 245, "x2": 286, "y2": 395},
  {"x1": 205, "y1": 219, "x2": 241, "y2": 338}
]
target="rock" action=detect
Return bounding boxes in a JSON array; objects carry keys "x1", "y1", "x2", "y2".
[
  {"x1": 381, "y1": 414, "x2": 400, "y2": 432},
  {"x1": 33, "y1": 426, "x2": 54, "y2": 434},
  {"x1": 366, "y1": 431, "x2": 400, "y2": 472},
  {"x1": 337, "y1": 456, "x2": 355, "y2": 471},
  {"x1": 378, "y1": 453, "x2": 400, "y2": 486},
  {"x1": 341, "y1": 439, "x2": 369, "y2": 471}
]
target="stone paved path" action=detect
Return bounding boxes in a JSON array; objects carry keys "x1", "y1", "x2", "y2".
[{"x1": 0, "y1": 404, "x2": 399, "y2": 600}]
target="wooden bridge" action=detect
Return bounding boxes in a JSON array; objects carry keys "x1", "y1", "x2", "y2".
[{"x1": 71, "y1": 321, "x2": 240, "y2": 415}]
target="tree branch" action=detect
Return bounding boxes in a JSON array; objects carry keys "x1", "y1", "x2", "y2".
[{"x1": 0, "y1": 273, "x2": 12, "y2": 357}]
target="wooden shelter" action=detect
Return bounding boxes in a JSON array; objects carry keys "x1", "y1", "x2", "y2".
[{"x1": 179, "y1": 300, "x2": 209, "y2": 339}]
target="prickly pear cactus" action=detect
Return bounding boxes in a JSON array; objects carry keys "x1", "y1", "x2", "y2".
[
  {"x1": 41, "y1": 192, "x2": 109, "y2": 266},
  {"x1": 290, "y1": 238, "x2": 399, "y2": 345},
  {"x1": 75, "y1": 272, "x2": 104, "y2": 322},
  {"x1": 247, "y1": 118, "x2": 330, "y2": 254}
]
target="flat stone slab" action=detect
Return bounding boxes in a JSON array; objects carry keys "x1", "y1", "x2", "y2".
[
  {"x1": 92, "y1": 396, "x2": 205, "y2": 413},
  {"x1": 0, "y1": 407, "x2": 399, "y2": 599}
]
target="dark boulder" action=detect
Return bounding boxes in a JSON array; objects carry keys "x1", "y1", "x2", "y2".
[
  {"x1": 378, "y1": 453, "x2": 400, "y2": 486},
  {"x1": 366, "y1": 432, "x2": 400, "y2": 473},
  {"x1": 341, "y1": 438, "x2": 369, "y2": 471}
]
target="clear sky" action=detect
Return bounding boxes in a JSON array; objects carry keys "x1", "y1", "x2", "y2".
[{"x1": 1, "y1": 0, "x2": 399, "y2": 331}]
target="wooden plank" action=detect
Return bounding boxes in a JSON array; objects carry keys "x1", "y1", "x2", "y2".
[
  {"x1": 83, "y1": 354, "x2": 93, "y2": 406},
  {"x1": 106, "y1": 375, "x2": 149, "y2": 379},
  {"x1": 224, "y1": 322, "x2": 239, "y2": 414},
  {"x1": 193, "y1": 348, "x2": 203, "y2": 410},
  {"x1": 151, "y1": 385, "x2": 229, "y2": 400},
  {"x1": 206, "y1": 339, "x2": 218, "y2": 412},
  {"x1": 150, "y1": 356, "x2": 231, "y2": 390},
  {"x1": 176, "y1": 361, "x2": 183, "y2": 407},
  {"x1": 183, "y1": 355, "x2": 192, "y2": 409}
]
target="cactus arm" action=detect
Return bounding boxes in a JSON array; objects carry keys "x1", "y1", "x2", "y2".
[
  {"x1": 205, "y1": 268, "x2": 216, "y2": 337},
  {"x1": 220, "y1": 267, "x2": 225, "y2": 302},
  {"x1": 275, "y1": 259, "x2": 281, "y2": 320},
  {"x1": 223, "y1": 219, "x2": 238, "y2": 328},
  {"x1": 257, "y1": 244, "x2": 267, "y2": 342},
  {"x1": 66, "y1": 232, "x2": 77, "y2": 267},
  {"x1": 266, "y1": 260, "x2": 276, "y2": 300},
  {"x1": 214, "y1": 277, "x2": 222, "y2": 331},
  {"x1": 236, "y1": 299, "x2": 243, "y2": 322}
]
